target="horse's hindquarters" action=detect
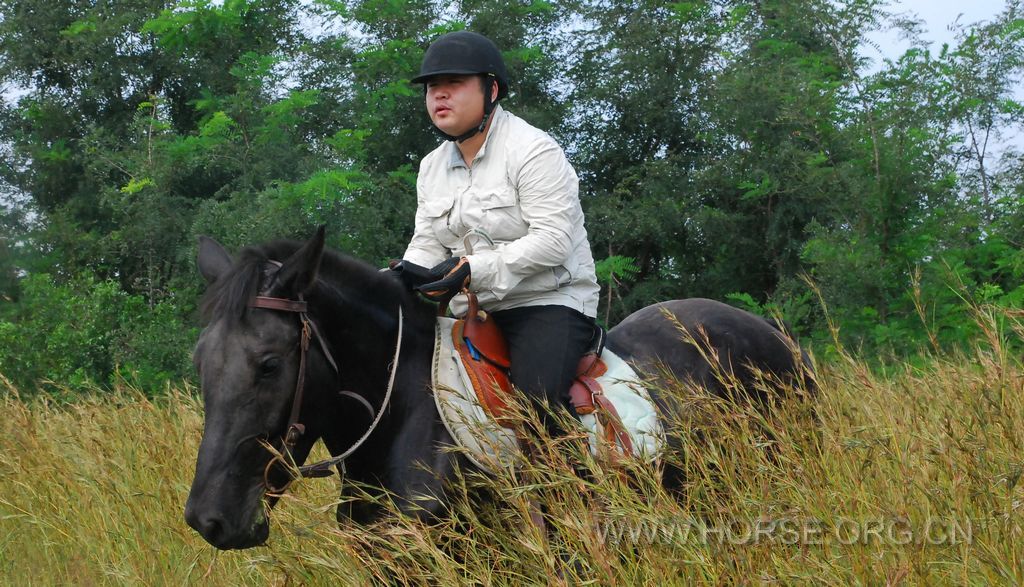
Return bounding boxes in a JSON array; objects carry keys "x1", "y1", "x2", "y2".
[{"x1": 607, "y1": 298, "x2": 814, "y2": 398}]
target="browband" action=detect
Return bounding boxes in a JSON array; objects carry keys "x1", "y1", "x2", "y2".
[{"x1": 251, "y1": 296, "x2": 308, "y2": 313}]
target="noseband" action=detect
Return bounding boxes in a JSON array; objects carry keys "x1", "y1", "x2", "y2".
[{"x1": 248, "y1": 291, "x2": 403, "y2": 493}]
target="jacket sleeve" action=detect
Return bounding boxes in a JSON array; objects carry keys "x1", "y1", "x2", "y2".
[
  {"x1": 402, "y1": 166, "x2": 449, "y2": 268},
  {"x1": 466, "y1": 137, "x2": 580, "y2": 299}
]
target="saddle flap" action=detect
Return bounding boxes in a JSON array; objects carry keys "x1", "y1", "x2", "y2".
[
  {"x1": 453, "y1": 320, "x2": 514, "y2": 425},
  {"x1": 462, "y1": 294, "x2": 510, "y2": 368}
]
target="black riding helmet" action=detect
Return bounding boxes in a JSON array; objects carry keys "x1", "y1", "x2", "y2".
[{"x1": 412, "y1": 31, "x2": 509, "y2": 143}]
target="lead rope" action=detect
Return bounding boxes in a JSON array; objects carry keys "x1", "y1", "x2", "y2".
[{"x1": 296, "y1": 306, "x2": 404, "y2": 478}]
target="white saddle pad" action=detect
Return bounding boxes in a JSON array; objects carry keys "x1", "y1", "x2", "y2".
[{"x1": 431, "y1": 317, "x2": 665, "y2": 474}]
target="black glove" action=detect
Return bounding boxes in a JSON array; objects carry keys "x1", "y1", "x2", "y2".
[
  {"x1": 388, "y1": 260, "x2": 435, "y2": 291},
  {"x1": 417, "y1": 257, "x2": 471, "y2": 301}
]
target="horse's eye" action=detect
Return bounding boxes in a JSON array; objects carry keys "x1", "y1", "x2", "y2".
[{"x1": 259, "y1": 357, "x2": 281, "y2": 378}]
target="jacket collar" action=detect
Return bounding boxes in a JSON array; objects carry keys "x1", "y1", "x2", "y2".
[{"x1": 447, "y1": 105, "x2": 505, "y2": 169}]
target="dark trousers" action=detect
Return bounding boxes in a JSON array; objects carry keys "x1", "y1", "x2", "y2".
[{"x1": 490, "y1": 305, "x2": 595, "y2": 437}]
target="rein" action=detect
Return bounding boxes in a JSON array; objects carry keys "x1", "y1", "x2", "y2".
[{"x1": 249, "y1": 293, "x2": 404, "y2": 493}]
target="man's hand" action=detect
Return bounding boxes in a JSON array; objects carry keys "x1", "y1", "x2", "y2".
[
  {"x1": 388, "y1": 260, "x2": 434, "y2": 290},
  {"x1": 417, "y1": 257, "x2": 471, "y2": 301}
]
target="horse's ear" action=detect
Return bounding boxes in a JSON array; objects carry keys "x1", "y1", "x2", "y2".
[
  {"x1": 278, "y1": 226, "x2": 326, "y2": 295},
  {"x1": 197, "y1": 236, "x2": 233, "y2": 284}
]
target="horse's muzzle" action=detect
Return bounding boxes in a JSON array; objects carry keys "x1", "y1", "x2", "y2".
[{"x1": 185, "y1": 494, "x2": 270, "y2": 550}]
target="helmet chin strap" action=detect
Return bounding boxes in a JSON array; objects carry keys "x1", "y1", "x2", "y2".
[{"x1": 434, "y1": 90, "x2": 497, "y2": 144}]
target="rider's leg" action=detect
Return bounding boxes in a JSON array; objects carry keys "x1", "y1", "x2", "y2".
[
  {"x1": 489, "y1": 305, "x2": 594, "y2": 437},
  {"x1": 490, "y1": 305, "x2": 595, "y2": 554}
]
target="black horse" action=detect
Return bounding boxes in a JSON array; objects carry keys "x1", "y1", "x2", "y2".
[{"x1": 185, "y1": 229, "x2": 814, "y2": 550}]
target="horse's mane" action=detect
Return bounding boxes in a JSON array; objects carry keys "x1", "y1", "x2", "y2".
[{"x1": 200, "y1": 240, "x2": 407, "y2": 324}]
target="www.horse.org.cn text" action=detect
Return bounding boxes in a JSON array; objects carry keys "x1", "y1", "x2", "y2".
[{"x1": 595, "y1": 515, "x2": 975, "y2": 547}]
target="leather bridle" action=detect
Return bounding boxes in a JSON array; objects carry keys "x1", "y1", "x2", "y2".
[{"x1": 248, "y1": 292, "x2": 404, "y2": 494}]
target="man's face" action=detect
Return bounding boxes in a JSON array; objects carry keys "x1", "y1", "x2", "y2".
[{"x1": 425, "y1": 75, "x2": 486, "y2": 136}]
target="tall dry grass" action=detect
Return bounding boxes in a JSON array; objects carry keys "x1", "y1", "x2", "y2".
[{"x1": 1, "y1": 306, "x2": 1022, "y2": 585}]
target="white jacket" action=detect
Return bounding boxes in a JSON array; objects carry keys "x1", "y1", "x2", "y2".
[{"x1": 403, "y1": 106, "x2": 600, "y2": 318}]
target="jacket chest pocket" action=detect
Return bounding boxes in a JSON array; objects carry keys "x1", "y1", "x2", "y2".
[
  {"x1": 422, "y1": 198, "x2": 462, "y2": 250},
  {"x1": 478, "y1": 187, "x2": 527, "y2": 242}
]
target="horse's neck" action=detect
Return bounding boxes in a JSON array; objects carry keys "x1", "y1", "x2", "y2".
[
  {"x1": 314, "y1": 293, "x2": 435, "y2": 456},
  {"x1": 314, "y1": 285, "x2": 433, "y2": 402}
]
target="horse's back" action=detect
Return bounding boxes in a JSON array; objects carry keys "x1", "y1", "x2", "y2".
[{"x1": 606, "y1": 298, "x2": 813, "y2": 397}]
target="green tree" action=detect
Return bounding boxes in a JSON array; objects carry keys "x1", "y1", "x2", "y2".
[
  {"x1": 801, "y1": 1, "x2": 1024, "y2": 351},
  {"x1": 564, "y1": 0, "x2": 725, "y2": 320}
]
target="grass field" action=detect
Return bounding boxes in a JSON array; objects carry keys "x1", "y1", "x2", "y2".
[{"x1": 1, "y1": 308, "x2": 1022, "y2": 585}]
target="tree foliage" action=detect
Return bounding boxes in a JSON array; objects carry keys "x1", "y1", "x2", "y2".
[{"x1": 1, "y1": 0, "x2": 1022, "y2": 392}]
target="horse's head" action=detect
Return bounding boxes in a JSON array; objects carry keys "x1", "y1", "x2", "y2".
[{"x1": 185, "y1": 228, "x2": 331, "y2": 549}]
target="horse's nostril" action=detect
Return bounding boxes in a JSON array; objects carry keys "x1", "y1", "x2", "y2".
[
  {"x1": 186, "y1": 506, "x2": 225, "y2": 543},
  {"x1": 198, "y1": 516, "x2": 224, "y2": 541}
]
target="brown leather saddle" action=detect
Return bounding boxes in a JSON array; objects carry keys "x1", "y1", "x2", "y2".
[{"x1": 452, "y1": 293, "x2": 634, "y2": 456}]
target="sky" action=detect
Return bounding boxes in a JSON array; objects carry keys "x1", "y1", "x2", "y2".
[
  {"x1": 866, "y1": 0, "x2": 1023, "y2": 151},
  {"x1": 864, "y1": 0, "x2": 1016, "y2": 68}
]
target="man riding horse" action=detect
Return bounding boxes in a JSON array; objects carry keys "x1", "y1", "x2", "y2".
[
  {"x1": 184, "y1": 31, "x2": 816, "y2": 551},
  {"x1": 392, "y1": 31, "x2": 600, "y2": 446}
]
